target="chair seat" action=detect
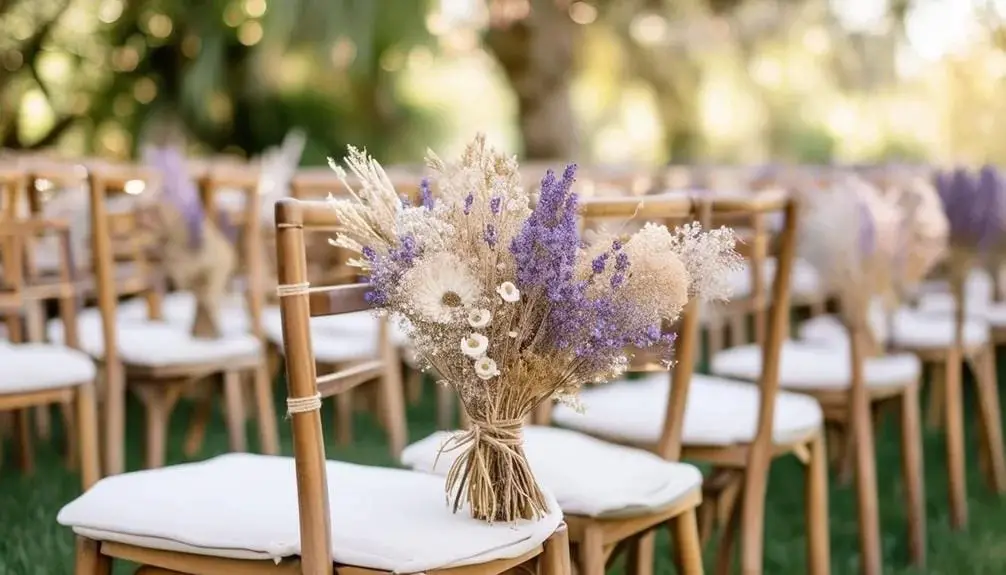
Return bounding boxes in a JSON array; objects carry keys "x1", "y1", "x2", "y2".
[
  {"x1": 48, "y1": 313, "x2": 261, "y2": 368},
  {"x1": 917, "y1": 267, "x2": 994, "y2": 301},
  {"x1": 0, "y1": 343, "x2": 96, "y2": 393},
  {"x1": 799, "y1": 308, "x2": 990, "y2": 350},
  {"x1": 710, "y1": 342, "x2": 920, "y2": 392},
  {"x1": 57, "y1": 453, "x2": 562, "y2": 573},
  {"x1": 552, "y1": 373, "x2": 822, "y2": 447},
  {"x1": 916, "y1": 292, "x2": 1006, "y2": 327},
  {"x1": 402, "y1": 426, "x2": 702, "y2": 519}
]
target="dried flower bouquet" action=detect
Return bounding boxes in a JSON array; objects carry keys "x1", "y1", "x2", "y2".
[{"x1": 326, "y1": 134, "x2": 740, "y2": 522}]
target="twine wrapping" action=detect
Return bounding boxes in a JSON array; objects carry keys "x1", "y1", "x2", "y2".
[
  {"x1": 435, "y1": 416, "x2": 548, "y2": 523},
  {"x1": 286, "y1": 393, "x2": 322, "y2": 416},
  {"x1": 276, "y1": 282, "x2": 310, "y2": 297}
]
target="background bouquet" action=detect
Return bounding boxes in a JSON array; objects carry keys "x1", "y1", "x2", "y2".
[{"x1": 328, "y1": 134, "x2": 740, "y2": 522}]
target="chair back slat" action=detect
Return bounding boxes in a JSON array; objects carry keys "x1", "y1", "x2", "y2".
[{"x1": 308, "y1": 284, "x2": 371, "y2": 317}]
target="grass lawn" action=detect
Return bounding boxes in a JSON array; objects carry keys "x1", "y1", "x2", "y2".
[{"x1": 2, "y1": 371, "x2": 1006, "y2": 575}]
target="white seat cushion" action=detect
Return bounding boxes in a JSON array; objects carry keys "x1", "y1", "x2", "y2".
[
  {"x1": 0, "y1": 343, "x2": 96, "y2": 393},
  {"x1": 710, "y1": 342, "x2": 920, "y2": 392},
  {"x1": 58, "y1": 453, "x2": 561, "y2": 572},
  {"x1": 916, "y1": 292, "x2": 1006, "y2": 327},
  {"x1": 799, "y1": 307, "x2": 989, "y2": 350},
  {"x1": 552, "y1": 373, "x2": 822, "y2": 447},
  {"x1": 402, "y1": 426, "x2": 702, "y2": 519},
  {"x1": 48, "y1": 313, "x2": 261, "y2": 367}
]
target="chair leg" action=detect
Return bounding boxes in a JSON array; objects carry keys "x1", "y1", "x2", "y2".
[
  {"x1": 973, "y1": 345, "x2": 1006, "y2": 493},
  {"x1": 74, "y1": 537, "x2": 111, "y2": 575},
  {"x1": 626, "y1": 532, "x2": 655, "y2": 575},
  {"x1": 378, "y1": 359, "x2": 408, "y2": 459},
  {"x1": 672, "y1": 508, "x2": 705, "y2": 575},
  {"x1": 926, "y1": 362, "x2": 946, "y2": 430},
  {"x1": 76, "y1": 382, "x2": 102, "y2": 491},
  {"x1": 183, "y1": 381, "x2": 214, "y2": 458},
  {"x1": 714, "y1": 486, "x2": 741, "y2": 575},
  {"x1": 251, "y1": 364, "x2": 280, "y2": 455},
  {"x1": 540, "y1": 523, "x2": 572, "y2": 575},
  {"x1": 12, "y1": 409, "x2": 34, "y2": 474},
  {"x1": 222, "y1": 371, "x2": 248, "y2": 453},
  {"x1": 943, "y1": 347, "x2": 969, "y2": 529},
  {"x1": 739, "y1": 458, "x2": 771, "y2": 574},
  {"x1": 62, "y1": 400, "x2": 79, "y2": 470},
  {"x1": 804, "y1": 432, "x2": 831, "y2": 575},
  {"x1": 898, "y1": 383, "x2": 926, "y2": 568},
  {"x1": 850, "y1": 382, "x2": 881, "y2": 575},
  {"x1": 335, "y1": 391, "x2": 354, "y2": 447},
  {"x1": 405, "y1": 364, "x2": 423, "y2": 405},
  {"x1": 578, "y1": 524, "x2": 605, "y2": 575},
  {"x1": 103, "y1": 362, "x2": 127, "y2": 476},
  {"x1": 436, "y1": 383, "x2": 455, "y2": 430}
]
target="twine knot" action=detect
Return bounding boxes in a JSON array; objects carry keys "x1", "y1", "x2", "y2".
[{"x1": 436, "y1": 415, "x2": 547, "y2": 523}]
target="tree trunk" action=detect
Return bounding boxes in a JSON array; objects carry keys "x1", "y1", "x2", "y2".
[{"x1": 485, "y1": 0, "x2": 579, "y2": 160}]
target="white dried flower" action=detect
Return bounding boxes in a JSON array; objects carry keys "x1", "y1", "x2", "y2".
[
  {"x1": 467, "y1": 309, "x2": 492, "y2": 328},
  {"x1": 461, "y1": 333, "x2": 489, "y2": 358},
  {"x1": 401, "y1": 252, "x2": 481, "y2": 323},
  {"x1": 496, "y1": 281, "x2": 520, "y2": 302},
  {"x1": 474, "y1": 356, "x2": 500, "y2": 380},
  {"x1": 670, "y1": 222, "x2": 743, "y2": 301}
]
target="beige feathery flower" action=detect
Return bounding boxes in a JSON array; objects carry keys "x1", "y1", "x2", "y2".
[{"x1": 401, "y1": 252, "x2": 481, "y2": 323}]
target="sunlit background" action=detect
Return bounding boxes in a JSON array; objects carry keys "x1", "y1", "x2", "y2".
[{"x1": 3, "y1": 0, "x2": 1006, "y2": 165}]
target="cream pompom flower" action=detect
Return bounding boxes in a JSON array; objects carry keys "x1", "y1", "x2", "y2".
[
  {"x1": 461, "y1": 333, "x2": 489, "y2": 358},
  {"x1": 401, "y1": 252, "x2": 481, "y2": 323},
  {"x1": 467, "y1": 308, "x2": 492, "y2": 328},
  {"x1": 496, "y1": 281, "x2": 520, "y2": 302},
  {"x1": 474, "y1": 356, "x2": 500, "y2": 380}
]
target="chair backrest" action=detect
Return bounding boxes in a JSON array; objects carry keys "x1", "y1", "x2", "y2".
[
  {"x1": 87, "y1": 162, "x2": 166, "y2": 368},
  {"x1": 0, "y1": 215, "x2": 82, "y2": 349},
  {"x1": 274, "y1": 197, "x2": 397, "y2": 573},
  {"x1": 574, "y1": 194, "x2": 699, "y2": 461},
  {"x1": 704, "y1": 190, "x2": 798, "y2": 460},
  {"x1": 197, "y1": 164, "x2": 268, "y2": 338}
]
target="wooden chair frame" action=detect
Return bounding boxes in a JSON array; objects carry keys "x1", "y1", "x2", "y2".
[
  {"x1": 179, "y1": 163, "x2": 281, "y2": 459},
  {"x1": 0, "y1": 217, "x2": 100, "y2": 491},
  {"x1": 87, "y1": 162, "x2": 276, "y2": 474}
]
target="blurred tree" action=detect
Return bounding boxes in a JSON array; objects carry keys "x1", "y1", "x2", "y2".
[
  {"x1": 0, "y1": 0, "x2": 436, "y2": 162},
  {"x1": 484, "y1": 0, "x2": 580, "y2": 159}
]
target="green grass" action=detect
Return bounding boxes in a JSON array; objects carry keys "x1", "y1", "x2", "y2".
[{"x1": 2, "y1": 372, "x2": 1006, "y2": 575}]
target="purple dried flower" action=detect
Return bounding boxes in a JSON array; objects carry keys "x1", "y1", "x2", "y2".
[
  {"x1": 463, "y1": 193, "x2": 474, "y2": 215},
  {"x1": 614, "y1": 251, "x2": 630, "y2": 272},
  {"x1": 611, "y1": 239, "x2": 623, "y2": 251},
  {"x1": 360, "y1": 235, "x2": 419, "y2": 305},
  {"x1": 610, "y1": 273, "x2": 625, "y2": 288},
  {"x1": 591, "y1": 253, "x2": 608, "y2": 274},
  {"x1": 490, "y1": 196, "x2": 502, "y2": 215},
  {"x1": 144, "y1": 146, "x2": 205, "y2": 249},
  {"x1": 420, "y1": 178, "x2": 434, "y2": 210},
  {"x1": 484, "y1": 224, "x2": 498, "y2": 247}
]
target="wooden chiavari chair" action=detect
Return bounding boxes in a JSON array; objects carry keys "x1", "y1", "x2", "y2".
[
  {"x1": 55, "y1": 197, "x2": 574, "y2": 575},
  {"x1": 402, "y1": 194, "x2": 707, "y2": 575},
  {"x1": 549, "y1": 192, "x2": 830, "y2": 575},
  {"x1": 0, "y1": 214, "x2": 100, "y2": 491},
  {"x1": 710, "y1": 180, "x2": 927, "y2": 574},
  {"x1": 63, "y1": 162, "x2": 276, "y2": 474}
]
